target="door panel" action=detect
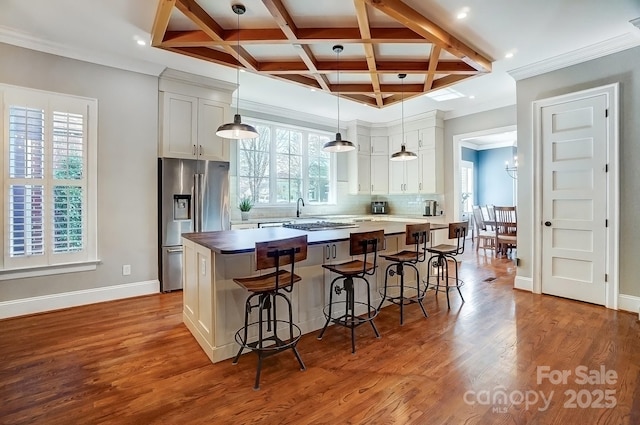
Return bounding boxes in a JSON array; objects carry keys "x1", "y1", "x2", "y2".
[{"x1": 541, "y1": 94, "x2": 607, "y2": 305}]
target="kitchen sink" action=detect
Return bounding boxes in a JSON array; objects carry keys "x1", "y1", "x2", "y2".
[{"x1": 283, "y1": 221, "x2": 358, "y2": 231}]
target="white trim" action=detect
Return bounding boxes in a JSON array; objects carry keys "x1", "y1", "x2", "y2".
[
  {"x1": 514, "y1": 276, "x2": 533, "y2": 292},
  {"x1": 0, "y1": 25, "x2": 166, "y2": 77},
  {"x1": 508, "y1": 33, "x2": 640, "y2": 81},
  {"x1": 532, "y1": 83, "x2": 619, "y2": 309},
  {"x1": 618, "y1": 294, "x2": 640, "y2": 316},
  {"x1": 0, "y1": 260, "x2": 100, "y2": 280},
  {"x1": 0, "y1": 280, "x2": 160, "y2": 319}
]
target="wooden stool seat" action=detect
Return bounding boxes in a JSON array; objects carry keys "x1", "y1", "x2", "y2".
[
  {"x1": 322, "y1": 259, "x2": 375, "y2": 276},
  {"x1": 427, "y1": 243, "x2": 457, "y2": 255},
  {"x1": 233, "y1": 270, "x2": 301, "y2": 293},
  {"x1": 381, "y1": 250, "x2": 422, "y2": 263}
]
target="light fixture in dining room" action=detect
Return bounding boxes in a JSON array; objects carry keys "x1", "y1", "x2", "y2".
[
  {"x1": 215, "y1": 4, "x2": 258, "y2": 140},
  {"x1": 505, "y1": 156, "x2": 518, "y2": 179},
  {"x1": 390, "y1": 74, "x2": 417, "y2": 161},
  {"x1": 322, "y1": 45, "x2": 355, "y2": 153}
]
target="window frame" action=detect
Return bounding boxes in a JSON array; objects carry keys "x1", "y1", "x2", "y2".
[
  {"x1": 0, "y1": 84, "x2": 98, "y2": 278},
  {"x1": 237, "y1": 118, "x2": 336, "y2": 206}
]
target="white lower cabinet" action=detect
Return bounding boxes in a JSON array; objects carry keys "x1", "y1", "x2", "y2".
[{"x1": 182, "y1": 239, "x2": 214, "y2": 346}]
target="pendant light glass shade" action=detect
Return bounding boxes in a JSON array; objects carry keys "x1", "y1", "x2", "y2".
[
  {"x1": 390, "y1": 73, "x2": 417, "y2": 161},
  {"x1": 216, "y1": 4, "x2": 258, "y2": 140},
  {"x1": 323, "y1": 45, "x2": 355, "y2": 153}
]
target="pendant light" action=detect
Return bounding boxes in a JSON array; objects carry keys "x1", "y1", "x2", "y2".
[
  {"x1": 322, "y1": 45, "x2": 355, "y2": 153},
  {"x1": 216, "y1": 4, "x2": 258, "y2": 140},
  {"x1": 390, "y1": 73, "x2": 417, "y2": 161}
]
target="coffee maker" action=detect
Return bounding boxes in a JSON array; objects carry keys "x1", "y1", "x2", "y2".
[{"x1": 424, "y1": 200, "x2": 437, "y2": 216}]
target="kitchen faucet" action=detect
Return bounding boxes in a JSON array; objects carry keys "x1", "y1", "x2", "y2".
[{"x1": 296, "y1": 197, "x2": 305, "y2": 217}]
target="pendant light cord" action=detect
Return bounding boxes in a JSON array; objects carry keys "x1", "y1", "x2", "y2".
[
  {"x1": 236, "y1": 10, "x2": 240, "y2": 116},
  {"x1": 401, "y1": 76, "x2": 404, "y2": 146},
  {"x1": 336, "y1": 48, "x2": 340, "y2": 134}
]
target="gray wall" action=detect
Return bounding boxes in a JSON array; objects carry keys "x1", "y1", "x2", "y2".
[
  {"x1": 0, "y1": 43, "x2": 159, "y2": 300},
  {"x1": 516, "y1": 45, "x2": 640, "y2": 297}
]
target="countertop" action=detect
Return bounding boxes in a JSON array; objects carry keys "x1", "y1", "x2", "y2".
[{"x1": 183, "y1": 220, "x2": 448, "y2": 254}]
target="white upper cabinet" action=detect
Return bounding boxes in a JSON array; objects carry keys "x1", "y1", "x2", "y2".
[
  {"x1": 158, "y1": 69, "x2": 235, "y2": 162},
  {"x1": 389, "y1": 131, "x2": 420, "y2": 194},
  {"x1": 417, "y1": 125, "x2": 444, "y2": 194},
  {"x1": 370, "y1": 136, "x2": 389, "y2": 155},
  {"x1": 160, "y1": 92, "x2": 230, "y2": 161}
]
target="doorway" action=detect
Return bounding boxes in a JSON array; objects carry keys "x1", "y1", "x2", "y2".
[
  {"x1": 532, "y1": 83, "x2": 619, "y2": 308},
  {"x1": 452, "y1": 125, "x2": 518, "y2": 223}
]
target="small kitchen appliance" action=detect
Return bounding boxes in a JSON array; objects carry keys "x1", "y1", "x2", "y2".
[
  {"x1": 371, "y1": 201, "x2": 388, "y2": 214},
  {"x1": 424, "y1": 200, "x2": 438, "y2": 216}
]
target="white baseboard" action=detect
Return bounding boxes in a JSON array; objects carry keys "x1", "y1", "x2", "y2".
[
  {"x1": 618, "y1": 294, "x2": 640, "y2": 316},
  {"x1": 514, "y1": 276, "x2": 533, "y2": 292},
  {"x1": 0, "y1": 280, "x2": 160, "y2": 319}
]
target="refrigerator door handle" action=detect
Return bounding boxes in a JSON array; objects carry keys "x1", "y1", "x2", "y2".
[
  {"x1": 166, "y1": 247, "x2": 183, "y2": 253},
  {"x1": 194, "y1": 173, "x2": 205, "y2": 232}
]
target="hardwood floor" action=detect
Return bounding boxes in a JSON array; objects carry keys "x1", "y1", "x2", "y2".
[{"x1": 2, "y1": 244, "x2": 639, "y2": 424}]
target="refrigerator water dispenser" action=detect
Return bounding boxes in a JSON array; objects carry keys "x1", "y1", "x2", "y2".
[{"x1": 173, "y1": 194, "x2": 191, "y2": 221}]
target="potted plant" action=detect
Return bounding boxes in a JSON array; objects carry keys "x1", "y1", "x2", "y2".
[{"x1": 239, "y1": 196, "x2": 253, "y2": 221}]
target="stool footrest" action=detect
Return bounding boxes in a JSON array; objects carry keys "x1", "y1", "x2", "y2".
[
  {"x1": 234, "y1": 320, "x2": 302, "y2": 354},
  {"x1": 322, "y1": 301, "x2": 378, "y2": 328}
]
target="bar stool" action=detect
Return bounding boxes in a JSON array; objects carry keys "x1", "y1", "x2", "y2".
[
  {"x1": 425, "y1": 222, "x2": 468, "y2": 309},
  {"x1": 317, "y1": 230, "x2": 384, "y2": 354},
  {"x1": 232, "y1": 235, "x2": 308, "y2": 390},
  {"x1": 378, "y1": 223, "x2": 430, "y2": 325}
]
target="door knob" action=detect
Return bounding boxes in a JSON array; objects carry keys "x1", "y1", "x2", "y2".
[{"x1": 544, "y1": 221, "x2": 552, "y2": 227}]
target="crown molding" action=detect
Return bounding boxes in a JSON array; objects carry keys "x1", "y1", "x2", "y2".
[
  {"x1": 239, "y1": 99, "x2": 338, "y2": 129},
  {"x1": 508, "y1": 32, "x2": 640, "y2": 81},
  {"x1": 0, "y1": 25, "x2": 165, "y2": 76}
]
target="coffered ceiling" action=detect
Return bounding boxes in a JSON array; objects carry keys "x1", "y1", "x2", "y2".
[
  {"x1": 151, "y1": 0, "x2": 492, "y2": 108},
  {"x1": 1, "y1": 0, "x2": 639, "y2": 123}
]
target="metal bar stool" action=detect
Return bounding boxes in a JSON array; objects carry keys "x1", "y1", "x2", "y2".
[
  {"x1": 425, "y1": 222, "x2": 468, "y2": 309},
  {"x1": 317, "y1": 230, "x2": 384, "y2": 354},
  {"x1": 378, "y1": 223, "x2": 430, "y2": 325},
  {"x1": 232, "y1": 235, "x2": 308, "y2": 390}
]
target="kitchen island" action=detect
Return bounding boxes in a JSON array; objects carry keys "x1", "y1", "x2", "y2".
[{"x1": 181, "y1": 220, "x2": 447, "y2": 363}]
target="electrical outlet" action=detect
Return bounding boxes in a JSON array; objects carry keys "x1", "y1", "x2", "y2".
[{"x1": 122, "y1": 264, "x2": 131, "y2": 276}]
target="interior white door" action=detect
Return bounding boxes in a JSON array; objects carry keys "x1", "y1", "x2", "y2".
[{"x1": 541, "y1": 94, "x2": 607, "y2": 305}]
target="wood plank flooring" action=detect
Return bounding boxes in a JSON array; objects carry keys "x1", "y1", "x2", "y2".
[{"x1": 1, "y1": 245, "x2": 639, "y2": 424}]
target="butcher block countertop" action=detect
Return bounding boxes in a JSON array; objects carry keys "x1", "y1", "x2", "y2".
[{"x1": 182, "y1": 220, "x2": 448, "y2": 254}]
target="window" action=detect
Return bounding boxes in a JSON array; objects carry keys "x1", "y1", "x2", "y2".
[
  {"x1": 460, "y1": 160, "x2": 474, "y2": 213},
  {"x1": 1, "y1": 85, "x2": 97, "y2": 273},
  {"x1": 237, "y1": 119, "x2": 334, "y2": 204}
]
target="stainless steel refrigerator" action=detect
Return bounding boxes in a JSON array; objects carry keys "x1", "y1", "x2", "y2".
[{"x1": 158, "y1": 158, "x2": 230, "y2": 292}]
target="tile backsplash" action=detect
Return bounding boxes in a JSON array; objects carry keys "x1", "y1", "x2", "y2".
[{"x1": 230, "y1": 176, "x2": 445, "y2": 220}]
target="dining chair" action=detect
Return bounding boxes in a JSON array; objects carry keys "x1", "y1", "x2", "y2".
[
  {"x1": 472, "y1": 205, "x2": 495, "y2": 253},
  {"x1": 493, "y1": 206, "x2": 517, "y2": 257}
]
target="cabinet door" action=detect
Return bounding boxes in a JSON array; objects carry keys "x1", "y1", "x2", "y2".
[
  {"x1": 388, "y1": 160, "x2": 405, "y2": 194},
  {"x1": 197, "y1": 98, "x2": 230, "y2": 161},
  {"x1": 370, "y1": 155, "x2": 389, "y2": 194},
  {"x1": 357, "y1": 153, "x2": 371, "y2": 194},
  {"x1": 196, "y1": 244, "x2": 214, "y2": 344},
  {"x1": 419, "y1": 148, "x2": 437, "y2": 193},
  {"x1": 370, "y1": 136, "x2": 388, "y2": 155},
  {"x1": 161, "y1": 92, "x2": 198, "y2": 159},
  {"x1": 356, "y1": 134, "x2": 371, "y2": 154},
  {"x1": 183, "y1": 240, "x2": 198, "y2": 321},
  {"x1": 405, "y1": 157, "x2": 420, "y2": 193}
]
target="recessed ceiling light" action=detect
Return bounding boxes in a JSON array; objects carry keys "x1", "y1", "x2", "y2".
[
  {"x1": 505, "y1": 52, "x2": 514, "y2": 59},
  {"x1": 136, "y1": 39, "x2": 146, "y2": 46},
  {"x1": 310, "y1": 88, "x2": 316, "y2": 92},
  {"x1": 240, "y1": 69, "x2": 246, "y2": 73},
  {"x1": 457, "y1": 7, "x2": 469, "y2": 19},
  {"x1": 469, "y1": 95, "x2": 475, "y2": 100}
]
